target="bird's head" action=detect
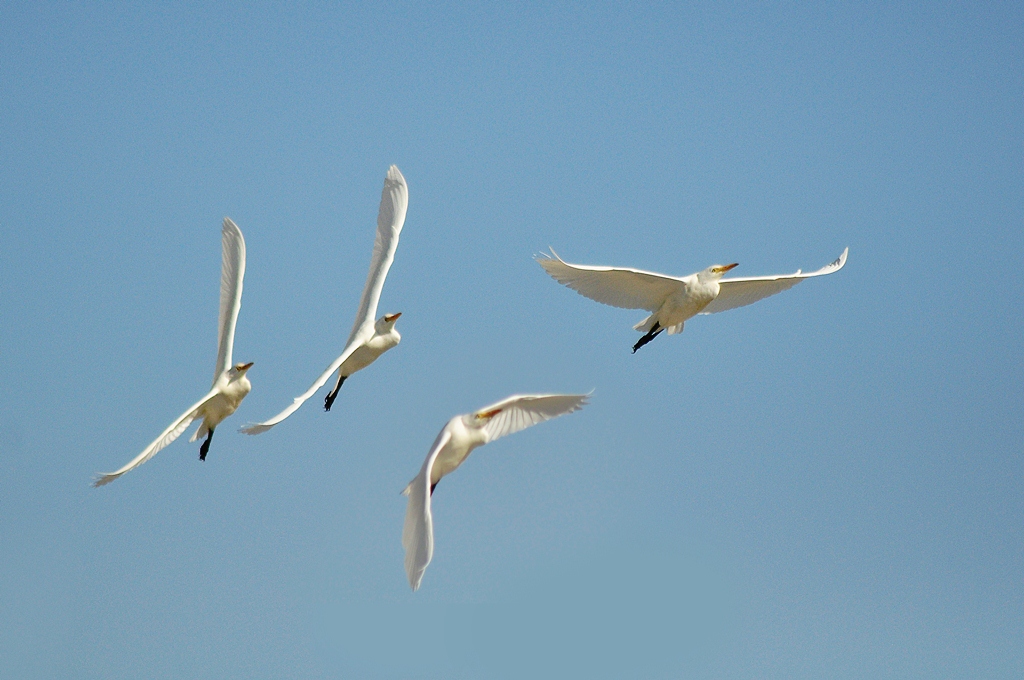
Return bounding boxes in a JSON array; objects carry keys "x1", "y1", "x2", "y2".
[
  {"x1": 375, "y1": 312, "x2": 402, "y2": 332},
  {"x1": 698, "y1": 262, "x2": 738, "y2": 283},
  {"x1": 230, "y1": 362, "x2": 254, "y2": 378},
  {"x1": 463, "y1": 407, "x2": 502, "y2": 430}
]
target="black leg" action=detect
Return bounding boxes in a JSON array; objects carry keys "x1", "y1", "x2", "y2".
[
  {"x1": 324, "y1": 375, "x2": 347, "y2": 411},
  {"x1": 199, "y1": 428, "x2": 214, "y2": 461},
  {"x1": 632, "y1": 322, "x2": 663, "y2": 353}
]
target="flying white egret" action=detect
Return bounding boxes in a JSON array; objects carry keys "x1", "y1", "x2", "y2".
[
  {"x1": 537, "y1": 247, "x2": 848, "y2": 352},
  {"x1": 241, "y1": 165, "x2": 408, "y2": 435},
  {"x1": 93, "y1": 218, "x2": 253, "y2": 487},
  {"x1": 402, "y1": 393, "x2": 589, "y2": 590}
]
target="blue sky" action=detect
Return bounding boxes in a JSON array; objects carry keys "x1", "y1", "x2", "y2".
[{"x1": 1, "y1": 2, "x2": 1021, "y2": 678}]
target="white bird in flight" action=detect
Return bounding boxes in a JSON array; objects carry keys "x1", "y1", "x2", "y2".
[
  {"x1": 402, "y1": 393, "x2": 589, "y2": 590},
  {"x1": 537, "y1": 247, "x2": 848, "y2": 352},
  {"x1": 94, "y1": 218, "x2": 253, "y2": 487},
  {"x1": 241, "y1": 165, "x2": 408, "y2": 435}
]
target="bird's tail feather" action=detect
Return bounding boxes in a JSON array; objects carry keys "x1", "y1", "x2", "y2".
[
  {"x1": 190, "y1": 421, "x2": 209, "y2": 443},
  {"x1": 633, "y1": 313, "x2": 657, "y2": 332}
]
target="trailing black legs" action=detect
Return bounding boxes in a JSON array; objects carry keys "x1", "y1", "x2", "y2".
[
  {"x1": 325, "y1": 375, "x2": 347, "y2": 411},
  {"x1": 199, "y1": 428, "x2": 214, "y2": 461},
  {"x1": 632, "y1": 322, "x2": 663, "y2": 353}
]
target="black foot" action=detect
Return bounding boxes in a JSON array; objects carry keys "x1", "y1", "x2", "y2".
[
  {"x1": 199, "y1": 429, "x2": 214, "y2": 461},
  {"x1": 632, "y1": 322, "x2": 663, "y2": 353},
  {"x1": 430, "y1": 482, "x2": 438, "y2": 496},
  {"x1": 324, "y1": 376, "x2": 347, "y2": 411}
]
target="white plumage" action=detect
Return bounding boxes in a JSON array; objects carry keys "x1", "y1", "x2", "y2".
[
  {"x1": 94, "y1": 218, "x2": 253, "y2": 487},
  {"x1": 241, "y1": 165, "x2": 408, "y2": 434},
  {"x1": 537, "y1": 247, "x2": 848, "y2": 352},
  {"x1": 402, "y1": 393, "x2": 590, "y2": 591}
]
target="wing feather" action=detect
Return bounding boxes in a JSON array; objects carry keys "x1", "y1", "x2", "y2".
[
  {"x1": 93, "y1": 388, "x2": 219, "y2": 487},
  {"x1": 402, "y1": 428, "x2": 451, "y2": 591},
  {"x1": 215, "y1": 218, "x2": 246, "y2": 380},
  {"x1": 347, "y1": 165, "x2": 408, "y2": 342},
  {"x1": 701, "y1": 248, "x2": 848, "y2": 314},
  {"x1": 479, "y1": 393, "x2": 590, "y2": 443},
  {"x1": 536, "y1": 250, "x2": 684, "y2": 311},
  {"x1": 239, "y1": 333, "x2": 370, "y2": 435}
]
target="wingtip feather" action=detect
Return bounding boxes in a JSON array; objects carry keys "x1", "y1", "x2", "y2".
[
  {"x1": 239, "y1": 423, "x2": 271, "y2": 436},
  {"x1": 222, "y1": 217, "x2": 242, "y2": 237},
  {"x1": 535, "y1": 246, "x2": 564, "y2": 262},
  {"x1": 385, "y1": 164, "x2": 406, "y2": 186},
  {"x1": 571, "y1": 392, "x2": 591, "y2": 411},
  {"x1": 92, "y1": 474, "x2": 115, "y2": 488},
  {"x1": 821, "y1": 247, "x2": 849, "y2": 273}
]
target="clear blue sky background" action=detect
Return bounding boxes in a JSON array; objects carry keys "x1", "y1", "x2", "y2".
[{"x1": 1, "y1": 2, "x2": 1021, "y2": 678}]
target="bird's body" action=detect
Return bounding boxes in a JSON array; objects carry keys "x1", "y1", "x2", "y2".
[
  {"x1": 329, "y1": 318, "x2": 401, "y2": 389},
  {"x1": 537, "y1": 247, "x2": 848, "y2": 351},
  {"x1": 645, "y1": 273, "x2": 720, "y2": 329},
  {"x1": 424, "y1": 414, "x2": 490, "y2": 485},
  {"x1": 242, "y1": 165, "x2": 408, "y2": 434},
  {"x1": 194, "y1": 369, "x2": 253, "y2": 439},
  {"x1": 402, "y1": 393, "x2": 589, "y2": 590},
  {"x1": 94, "y1": 218, "x2": 253, "y2": 486}
]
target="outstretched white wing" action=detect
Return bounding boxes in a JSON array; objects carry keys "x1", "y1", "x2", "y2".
[
  {"x1": 536, "y1": 249, "x2": 683, "y2": 311},
  {"x1": 239, "y1": 333, "x2": 369, "y2": 435},
  {"x1": 402, "y1": 427, "x2": 452, "y2": 591},
  {"x1": 347, "y1": 165, "x2": 408, "y2": 342},
  {"x1": 215, "y1": 218, "x2": 246, "y2": 381},
  {"x1": 479, "y1": 393, "x2": 590, "y2": 443},
  {"x1": 93, "y1": 388, "x2": 219, "y2": 487},
  {"x1": 701, "y1": 247, "x2": 848, "y2": 315}
]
